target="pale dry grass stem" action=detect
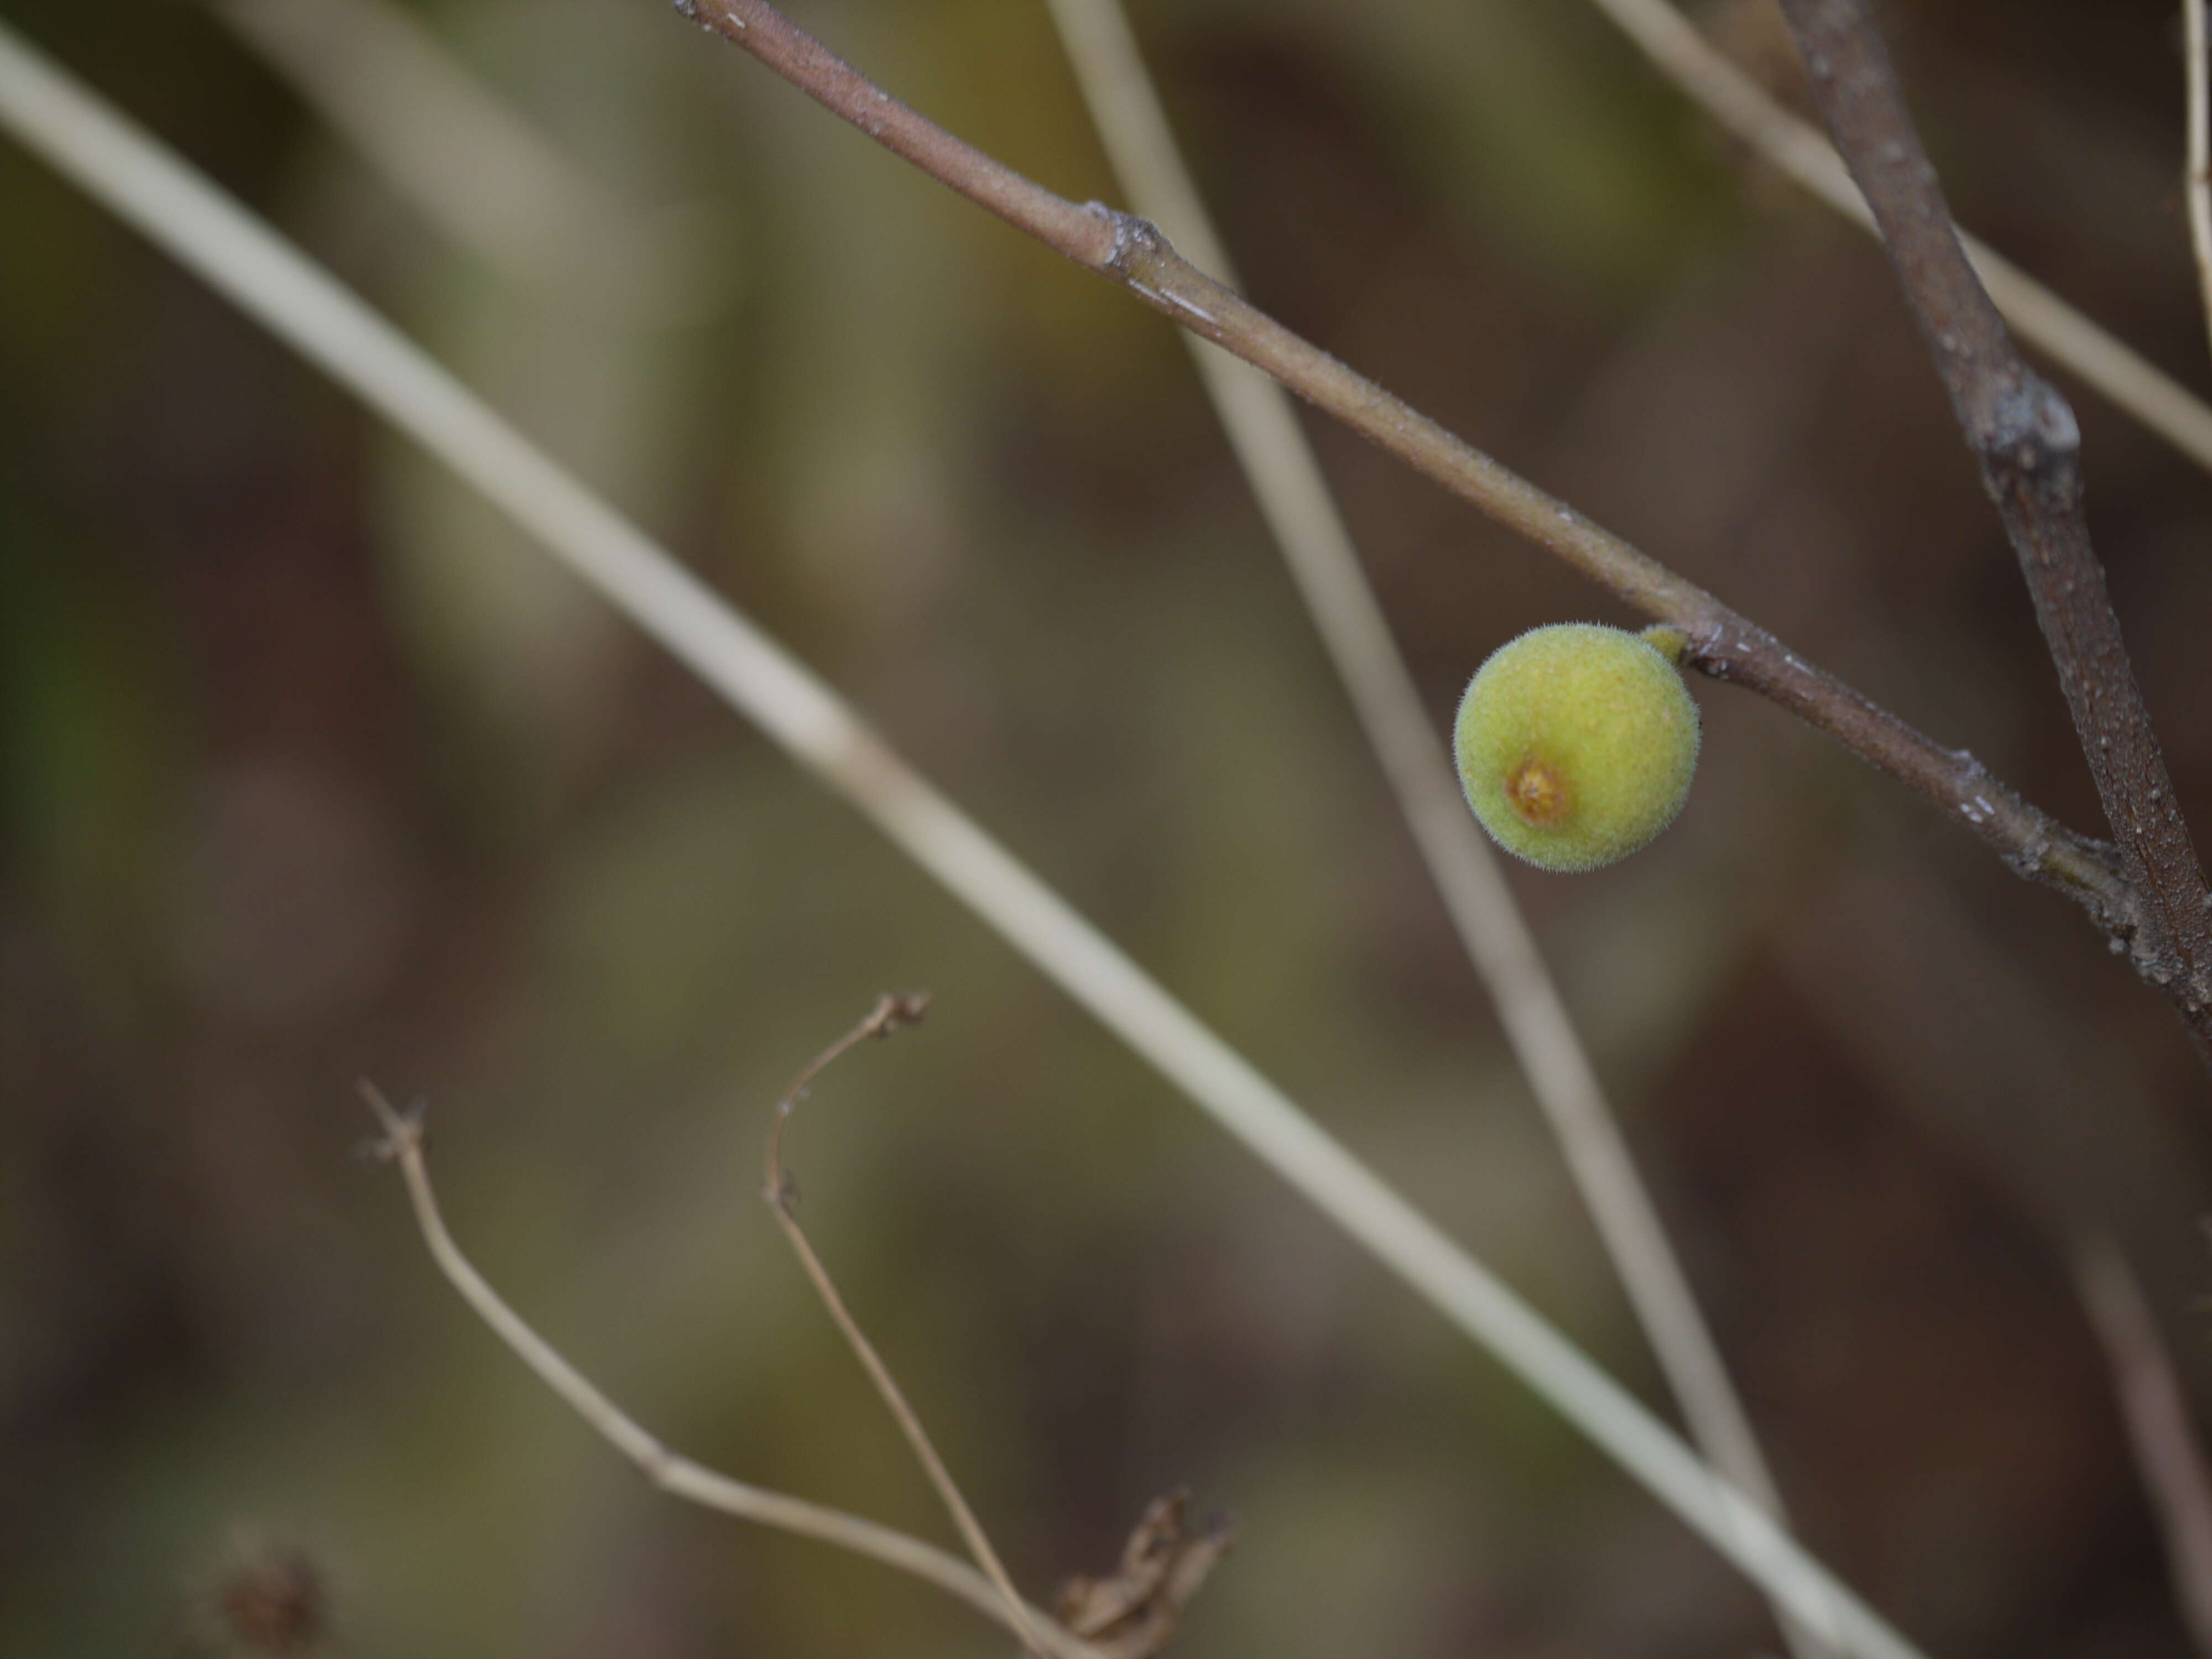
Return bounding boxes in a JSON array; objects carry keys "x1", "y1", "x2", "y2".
[
  {"x1": 211, "y1": 0, "x2": 714, "y2": 315},
  {"x1": 2187, "y1": 0, "x2": 2212, "y2": 361}
]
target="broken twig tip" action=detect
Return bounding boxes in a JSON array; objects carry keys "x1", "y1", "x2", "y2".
[
  {"x1": 868, "y1": 990, "x2": 932, "y2": 1037},
  {"x1": 354, "y1": 1079, "x2": 427, "y2": 1164}
]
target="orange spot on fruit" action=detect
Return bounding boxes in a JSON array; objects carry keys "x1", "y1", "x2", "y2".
[{"x1": 1505, "y1": 757, "x2": 1572, "y2": 827}]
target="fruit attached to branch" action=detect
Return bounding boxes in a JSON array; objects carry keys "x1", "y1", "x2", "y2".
[{"x1": 1454, "y1": 624, "x2": 1701, "y2": 873}]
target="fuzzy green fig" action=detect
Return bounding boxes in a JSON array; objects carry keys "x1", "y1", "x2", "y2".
[{"x1": 1453, "y1": 623, "x2": 1700, "y2": 872}]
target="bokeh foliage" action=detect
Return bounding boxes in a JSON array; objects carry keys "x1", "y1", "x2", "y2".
[{"x1": 4, "y1": 1, "x2": 2212, "y2": 1654}]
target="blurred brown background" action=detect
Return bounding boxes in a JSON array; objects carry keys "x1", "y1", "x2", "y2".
[{"x1": 6, "y1": 0, "x2": 2212, "y2": 1653}]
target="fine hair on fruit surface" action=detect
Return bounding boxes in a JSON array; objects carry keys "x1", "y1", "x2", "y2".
[{"x1": 1453, "y1": 622, "x2": 1702, "y2": 873}]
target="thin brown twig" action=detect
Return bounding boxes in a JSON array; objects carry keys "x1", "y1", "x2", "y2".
[
  {"x1": 357, "y1": 1079, "x2": 1099, "y2": 1659},
  {"x1": 1772, "y1": 0, "x2": 2212, "y2": 1072},
  {"x1": 762, "y1": 994, "x2": 1050, "y2": 1659},
  {"x1": 668, "y1": 0, "x2": 2181, "y2": 1045},
  {"x1": 2072, "y1": 1234, "x2": 2212, "y2": 1658}
]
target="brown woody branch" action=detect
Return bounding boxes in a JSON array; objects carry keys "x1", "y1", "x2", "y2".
[
  {"x1": 1772, "y1": 0, "x2": 2212, "y2": 1065},
  {"x1": 672, "y1": 0, "x2": 2193, "y2": 1042}
]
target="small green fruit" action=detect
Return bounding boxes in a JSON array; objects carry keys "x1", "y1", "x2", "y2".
[{"x1": 1453, "y1": 622, "x2": 1700, "y2": 872}]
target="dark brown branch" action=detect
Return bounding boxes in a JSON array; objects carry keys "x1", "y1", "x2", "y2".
[
  {"x1": 674, "y1": 0, "x2": 2168, "y2": 1007},
  {"x1": 1773, "y1": 0, "x2": 2212, "y2": 1065}
]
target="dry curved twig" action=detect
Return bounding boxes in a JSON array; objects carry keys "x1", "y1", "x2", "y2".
[{"x1": 358, "y1": 1080, "x2": 1105, "y2": 1659}]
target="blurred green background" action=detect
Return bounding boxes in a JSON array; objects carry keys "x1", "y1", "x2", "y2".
[{"x1": 6, "y1": 0, "x2": 2212, "y2": 1653}]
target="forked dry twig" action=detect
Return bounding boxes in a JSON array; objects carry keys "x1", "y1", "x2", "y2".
[
  {"x1": 356, "y1": 1079, "x2": 1105, "y2": 1659},
  {"x1": 759, "y1": 994, "x2": 1051, "y2": 1658}
]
